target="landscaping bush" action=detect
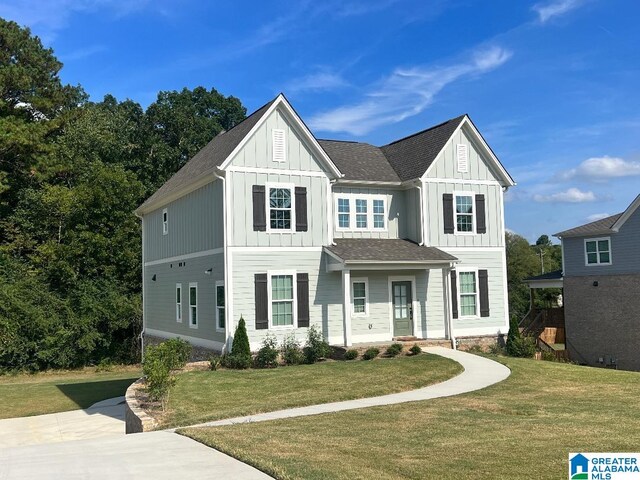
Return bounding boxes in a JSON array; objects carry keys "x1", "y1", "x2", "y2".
[
  {"x1": 162, "y1": 338, "x2": 192, "y2": 370},
  {"x1": 281, "y1": 334, "x2": 304, "y2": 365},
  {"x1": 385, "y1": 343, "x2": 403, "y2": 357},
  {"x1": 344, "y1": 349, "x2": 358, "y2": 360},
  {"x1": 505, "y1": 315, "x2": 535, "y2": 358},
  {"x1": 409, "y1": 344, "x2": 422, "y2": 356},
  {"x1": 142, "y1": 339, "x2": 190, "y2": 408},
  {"x1": 221, "y1": 353, "x2": 252, "y2": 370},
  {"x1": 362, "y1": 347, "x2": 380, "y2": 360},
  {"x1": 304, "y1": 325, "x2": 331, "y2": 364},
  {"x1": 223, "y1": 317, "x2": 252, "y2": 369},
  {"x1": 254, "y1": 335, "x2": 279, "y2": 369},
  {"x1": 209, "y1": 354, "x2": 221, "y2": 371}
]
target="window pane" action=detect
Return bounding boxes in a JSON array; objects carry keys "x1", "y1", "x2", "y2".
[
  {"x1": 218, "y1": 307, "x2": 225, "y2": 328},
  {"x1": 355, "y1": 199, "x2": 367, "y2": 213},
  {"x1": 176, "y1": 305, "x2": 181, "y2": 320},
  {"x1": 460, "y1": 294, "x2": 477, "y2": 316},
  {"x1": 587, "y1": 252, "x2": 598, "y2": 264},
  {"x1": 353, "y1": 282, "x2": 366, "y2": 298},
  {"x1": 356, "y1": 214, "x2": 367, "y2": 228},
  {"x1": 216, "y1": 285, "x2": 225, "y2": 307},
  {"x1": 373, "y1": 214, "x2": 384, "y2": 228},
  {"x1": 354, "y1": 298, "x2": 366, "y2": 313},
  {"x1": 270, "y1": 209, "x2": 291, "y2": 229},
  {"x1": 585, "y1": 241, "x2": 596, "y2": 253},
  {"x1": 176, "y1": 287, "x2": 181, "y2": 303},
  {"x1": 373, "y1": 199, "x2": 384, "y2": 213},
  {"x1": 338, "y1": 213, "x2": 350, "y2": 228},
  {"x1": 338, "y1": 198, "x2": 350, "y2": 213},
  {"x1": 457, "y1": 215, "x2": 473, "y2": 232},
  {"x1": 456, "y1": 196, "x2": 473, "y2": 214},
  {"x1": 269, "y1": 188, "x2": 291, "y2": 208},
  {"x1": 599, "y1": 252, "x2": 610, "y2": 263},
  {"x1": 190, "y1": 286, "x2": 197, "y2": 305},
  {"x1": 459, "y1": 272, "x2": 476, "y2": 294},
  {"x1": 272, "y1": 275, "x2": 293, "y2": 300},
  {"x1": 273, "y1": 301, "x2": 293, "y2": 326},
  {"x1": 597, "y1": 240, "x2": 609, "y2": 252},
  {"x1": 190, "y1": 306, "x2": 197, "y2": 325}
]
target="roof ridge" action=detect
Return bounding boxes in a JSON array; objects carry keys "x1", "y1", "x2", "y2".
[{"x1": 382, "y1": 114, "x2": 467, "y2": 147}]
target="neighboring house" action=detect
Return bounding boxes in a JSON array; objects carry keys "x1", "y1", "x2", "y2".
[
  {"x1": 551, "y1": 194, "x2": 640, "y2": 371},
  {"x1": 135, "y1": 94, "x2": 515, "y2": 353}
]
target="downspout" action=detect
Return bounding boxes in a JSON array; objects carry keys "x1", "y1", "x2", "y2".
[
  {"x1": 135, "y1": 211, "x2": 145, "y2": 361},
  {"x1": 445, "y1": 263, "x2": 457, "y2": 350},
  {"x1": 213, "y1": 169, "x2": 230, "y2": 353}
]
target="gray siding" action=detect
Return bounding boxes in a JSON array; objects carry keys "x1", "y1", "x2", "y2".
[
  {"x1": 144, "y1": 253, "x2": 225, "y2": 344},
  {"x1": 144, "y1": 181, "x2": 223, "y2": 262},
  {"x1": 563, "y1": 208, "x2": 640, "y2": 277},
  {"x1": 403, "y1": 187, "x2": 421, "y2": 243}
]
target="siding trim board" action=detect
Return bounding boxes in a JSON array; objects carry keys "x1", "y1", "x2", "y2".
[{"x1": 144, "y1": 248, "x2": 223, "y2": 267}]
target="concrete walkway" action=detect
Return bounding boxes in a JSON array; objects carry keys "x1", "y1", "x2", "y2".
[
  {"x1": 0, "y1": 431, "x2": 270, "y2": 480},
  {"x1": 177, "y1": 347, "x2": 510, "y2": 430},
  {"x1": 0, "y1": 396, "x2": 126, "y2": 448}
]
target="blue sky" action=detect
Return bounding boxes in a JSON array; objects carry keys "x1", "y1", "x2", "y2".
[{"x1": 2, "y1": 0, "x2": 639, "y2": 242}]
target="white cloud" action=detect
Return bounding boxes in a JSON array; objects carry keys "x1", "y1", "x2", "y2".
[
  {"x1": 532, "y1": 0, "x2": 585, "y2": 24},
  {"x1": 285, "y1": 72, "x2": 349, "y2": 94},
  {"x1": 558, "y1": 156, "x2": 640, "y2": 181},
  {"x1": 533, "y1": 187, "x2": 598, "y2": 203},
  {"x1": 309, "y1": 45, "x2": 512, "y2": 135},
  {"x1": 586, "y1": 213, "x2": 611, "y2": 222}
]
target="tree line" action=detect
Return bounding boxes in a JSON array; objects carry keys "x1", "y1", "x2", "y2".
[{"x1": 0, "y1": 18, "x2": 246, "y2": 371}]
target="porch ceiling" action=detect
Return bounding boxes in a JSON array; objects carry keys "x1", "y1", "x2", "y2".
[{"x1": 524, "y1": 269, "x2": 564, "y2": 289}]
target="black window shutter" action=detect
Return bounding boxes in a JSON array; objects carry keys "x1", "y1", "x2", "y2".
[
  {"x1": 476, "y1": 194, "x2": 487, "y2": 234},
  {"x1": 479, "y1": 269, "x2": 490, "y2": 317},
  {"x1": 295, "y1": 187, "x2": 308, "y2": 232},
  {"x1": 450, "y1": 270, "x2": 458, "y2": 319},
  {"x1": 252, "y1": 185, "x2": 266, "y2": 231},
  {"x1": 297, "y1": 273, "x2": 310, "y2": 327},
  {"x1": 254, "y1": 273, "x2": 268, "y2": 330},
  {"x1": 443, "y1": 193, "x2": 454, "y2": 234}
]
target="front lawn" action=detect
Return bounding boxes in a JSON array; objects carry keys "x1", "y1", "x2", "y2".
[
  {"x1": 0, "y1": 365, "x2": 141, "y2": 419},
  {"x1": 160, "y1": 353, "x2": 462, "y2": 428},
  {"x1": 182, "y1": 356, "x2": 640, "y2": 480}
]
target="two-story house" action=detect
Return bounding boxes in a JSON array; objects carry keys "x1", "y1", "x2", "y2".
[
  {"x1": 135, "y1": 94, "x2": 515, "y2": 354},
  {"x1": 552, "y1": 194, "x2": 640, "y2": 371}
]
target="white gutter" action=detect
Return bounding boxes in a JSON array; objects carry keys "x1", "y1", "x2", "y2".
[{"x1": 213, "y1": 169, "x2": 231, "y2": 354}]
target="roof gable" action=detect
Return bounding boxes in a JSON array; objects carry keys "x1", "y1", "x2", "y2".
[
  {"x1": 611, "y1": 193, "x2": 640, "y2": 232},
  {"x1": 554, "y1": 213, "x2": 622, "y2": 238}
]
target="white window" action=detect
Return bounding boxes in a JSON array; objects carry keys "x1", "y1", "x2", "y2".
[
  {"x1": 175, "y1": 283, "x2": 182, "y2": 323},
  {"x1": 162, "y1": 208, "x2": 168, "y2": 235},
  {"x1": 267, "y1": 183, "x2": 294, "y2": 232},
  {"x1": 189, "y1": 283, "x2": 198, "y2": 328},
  {"x1": 458, "y1": 270, "x2": 478, "y2": 317},
  {"x1": 272, "y1": 128, "x2": 286, "y2": 163},
  {"x1": 585, "y1": 237, "x2": 611, "y2": 265},
  {"x1": 269, "y1": 272, "x2": 296, "y2": 328},
  {"x1": 216, "y1": 281, "x2": 225, "y2": 331},
  {"x1": 456, "y1": 144, "x2": 468, "y2": 173},
  {"x1": 352, "y1": 278, "x2": 368, "y2": 316},
  {"x1": 335, "y1": 195, "x2": 386, "y2": 231},
  {"x1": 455, "y1": 193, "x2": 474, "y2": 233}
]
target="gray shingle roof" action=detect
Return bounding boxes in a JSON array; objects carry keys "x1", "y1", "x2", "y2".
[
  {"x1": 524, "y1": 269, "x2": 563, "y2": 282},
  {"x1": 318, "y1": 140, "x2": 400, "y2": 182},
  {"x1": 380, "y1": 115, "x2": 466, "y2": 182},
  {"x1": 554, "y1": 213, "x2": 622, "y2": 238},
  {"x1": 138, "y1": 99, "x2": 275, "y2": 212},
  {"x1": 325, "y1": 239, "x2": 457, "y2": 264}
]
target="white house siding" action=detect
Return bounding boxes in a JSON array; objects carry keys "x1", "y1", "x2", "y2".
[
  {"x1": 144, "y1": 253, "x2": 225, "y2": 348},
  {"x1": 143, "y1": 181, "x2": 223, "y2": 262}
]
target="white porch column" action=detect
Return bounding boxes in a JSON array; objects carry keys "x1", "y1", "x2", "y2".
[
  {"x1": 342, "y1": 268, "x2": 352, "y2": 346},
  {"x1": 442, "y1": 266, "x2": 456, "y2": 350}
]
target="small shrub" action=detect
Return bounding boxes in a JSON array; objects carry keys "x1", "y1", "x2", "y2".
[
  {"x1": 281, "y1": 334, "x2": 304, "y2": 366},
  {"x1": 221, "y1": 353, "x2": 252, "y2": 370},
  {"x1": 344, "y1": 349, "x2": 358, "y2": 360},
  {"x1": 466, "y1": 344, "x2": 485, "y2": 354},
  {"x1": 224, "y1": 317, "x2": 252, "y2": 369},
  {"x1": 162, "y1": 338, "x2": 192, "y2": 370},
  {"x1": 143, "y1": 341, "x2": 189, "y2": 408},
  {"x1": 362, "y1": 347, "x2": 380, "y2": 360},
  {"x1": 409, "y1": 344, "x2": 422, "y2": 356},
  {"x1": 209, "y1": 355, "x2": 221, "y2": 371},
  {"x1": 254, "y1": 334, "x2": 279, "y2": 369},
  {"x1": 385, "y1": 343, "x2": 403, "y2": 357},
  {"x1": 540, "y1": 351, "x2": 557, "y2": 362},
  {"x1": 488, "y1": 343, "x2": 504, "y2": 355},
  {"x1": 304, "y1": 325, "x2": 331, "y2": 364},
  {"x1": 506, "y1": 336, "x2": 536, "y2": 358},
  {"x1": 96, "y1": 358, "x2": 114, "y2": 372}
]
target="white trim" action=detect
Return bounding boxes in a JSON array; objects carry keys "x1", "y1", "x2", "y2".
[
  {"x1": 188, "y1": 282, "x2": 198, "y2": 329},
  {"x1": 215, "y1": 280, "x2": 225, "y2": 332},
  {"x1": 443, "y1": 267, "x2": 455, "y2": 348},
  {"x1": 526, "y1": 279, "x2": 564, "y2": 289},
  {"x1": 136, "y1": 174, "x2": 216, "y2": 216},
  {"x1": 424, "y1": 177, "x2": 501, "y2": 186},
  {"x1": 140, "y1": 216, "x2": 146, "y2": 359},
  {"x1": 326, "y1": 177, "x2": 333, "y2": 245},
  {"x1": 500, "y1": 249, "x2": 510, "y2": 331},
  {"x1": 271, "y1": 128, "x2": 286, "y2": 163},
  {"x1": 388, "y1": 275, "x2": 418, "y2": 338},
  {"x1": 145, "y1": 328, "x2": 225, "y2": 352},
  {"x1": 265, "y1": 182, "x2": 296, "y2": 234},
  {"x1": 351, "y1": 277, "x2": 369, "y2": 317},
  {"x1": 456, "y1": 268, "x2": 480, "y2": 319},
  {"x1": 561, "y1": 240, "x2": 566, "y2": 275},
  {"x1": 144, "y1": 248, "x2": 224, "y2": 267},
  {"x1": 611, "y1": 193, "x2": 640, "y2": 231},
  {"x1": 342, "y1": 269, "x2": 352, "y2": 346},
  {"x1": 456, "y1": 143, "x2": 468, "y2": 173},
  {"x1": 334, "y1": 193, "x2": 388, "y2": 232},
  {"x1": 226, "y1": 166, "x2": 328, "y2": 178},
  {"x1": 442, "y1": 246, "x2": 505, "y2": 252},
  {"x1": 418, "y1": 181, "x2": 427, "y2": 246},
  {"x1": 228, "y1": 246, "x2": 323, "y2": 252},
  {"x1": 453, "y1": 191, "x2": 476, "y2": 235},
  {"x1": 326, "y1": 260, "x2": 454, "y2": 272},
  {"x1": 175, "y1": 283, "x2": 182, "y2": 323},
  {"x1": 584, "y1": 236, "x2": 612, "y2": 266},
  {"x1": 162, "y1": 208, "x2": 168, "y2": 235},
  {"x1": 267, "y1": 270, "x2": 298, "y2": 330}
]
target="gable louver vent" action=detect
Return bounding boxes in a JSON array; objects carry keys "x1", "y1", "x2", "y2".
[
  {"x1": 272, "y1": 128, "x2": 286, "y2": 163},
  {"x1": 456, "y1": 144, "x2": 468, "y2": 173}
]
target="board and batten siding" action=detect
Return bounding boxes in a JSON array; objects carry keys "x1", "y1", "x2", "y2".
[
  {"x1": 402, "y1": 187, "x2": 421, "y2": 243},
  {"x1": 332, "y1": 187, "x2": 404, "y2": 240},
  {"x1": 562, "y1": 208, "x2": 640, "y2": 277},
  {"x1": 143, "y1": 181, "x2": 223, "y2": 262},
  {"x1": 144, "y1": 253, "x2": 225, "y2": 345},
  {"x1": 424, "y1": 182, "x2": 504, "y2": 248}
]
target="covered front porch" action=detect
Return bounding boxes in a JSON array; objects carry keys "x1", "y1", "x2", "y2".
[{"x1": 324, "y1": 239, "x2": 458, "y2": 347}]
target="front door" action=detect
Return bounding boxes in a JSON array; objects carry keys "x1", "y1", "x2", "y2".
[{"x1": 392, "y1": 281, "x2": 413, "y2": 337}]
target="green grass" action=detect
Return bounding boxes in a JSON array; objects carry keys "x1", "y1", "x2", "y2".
[
  {"x1": 0, "y1": 365, "x2": 141, "y2": 419},
  {"x1": 161, "y1": 353, "x2": 462, "y2": 428},
  {"x1": 181, "y1": 356, "x2": 640, "y2": 480}
]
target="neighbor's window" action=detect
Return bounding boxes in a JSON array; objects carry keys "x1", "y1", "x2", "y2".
[
  {"x1": 269, "y1": 187, "x2": 292, "y2": 230},
  {"x1": 338, "y1": 198, "x2": 350, "y2": 228},
  {"x1": 271, "y1": 274, "x2": 294, "y2": 327},
  {"x1": 585, "y1": 238, "x2": 611, "y2": 265},
  {"x1": 373, "y1": 199, "x2": 385, "y2": 229},
  {"x1": 176, "y1": 283, "x2": 182, "y2": 323},
  {"x1": 162, "y1": 208, "x2": 168, "y2": 235},
  {"x1": 216, "y1": 282, "x2": 225, "y2": 330},
  {"x1": 189, "y1": 283, "x2": 198, "y2": 328},
  {"x1": 459, "y1": 271, "x2": 478, "y2": 317},
  {"x1": 355, "y1": 199, "x2": 368, "y2": 229},
  {"x1": 455, "y1": 194, "x2": 474, "y2": 233},
  {"x1": 352, "y1": 279, "x2": 368, "y2": 316}
]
